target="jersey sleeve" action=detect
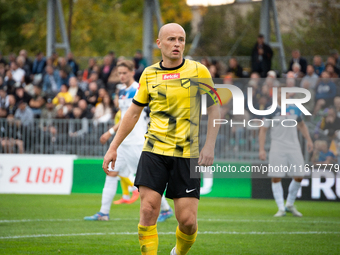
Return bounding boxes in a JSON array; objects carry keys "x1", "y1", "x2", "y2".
[
  {"x1": 197, "y1": 64, "x2": 216, "y2": 107},
  {"x1": 132, "y1": 70, "x2": 149, "y2": 107}
]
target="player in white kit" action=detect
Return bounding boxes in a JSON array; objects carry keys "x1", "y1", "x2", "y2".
[
  {"x1": 259, "y1": 87, "x2": 313, "y2": 217},
  {"x1": 84, "y1": 60, "x2": 173, "y2": 221}
]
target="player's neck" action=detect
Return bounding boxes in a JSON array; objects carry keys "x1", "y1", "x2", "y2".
[
  {"x1": 125, "y1": 79, "x2": 135, "y2": 88},
  {"x1": 160, "y1": 58, "x2": 185, "y2": 70}
]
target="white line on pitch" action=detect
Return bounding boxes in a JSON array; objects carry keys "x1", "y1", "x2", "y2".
[
  {"x1": 1, "y1": 231, "x2": 339, "y2": 240},
  {"x1": 1, "y1": 218, "x2": 339, "y2": 224}
]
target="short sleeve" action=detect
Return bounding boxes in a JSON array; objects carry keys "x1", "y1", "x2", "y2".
[
  {"x1": 197, "y1": 64, "x2": 216, "y2": 107},
  {"x1": 133, "y1": 70, "x2": 149, "y2": 107}
]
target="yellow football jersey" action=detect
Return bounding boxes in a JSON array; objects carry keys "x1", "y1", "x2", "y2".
[{"x1": 133, "y1": 59, "x2": 215, "y2": 158}]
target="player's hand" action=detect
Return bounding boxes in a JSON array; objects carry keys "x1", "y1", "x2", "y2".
[
  {"x1": 259, "y1": 150, "x2": 266, "y2": 161},
  {"x1": 307, "y1": 140, "x2": 314, "y2": 153},
  {"x1": 100, "y1": 131, "x2": 111, "y2": 145},
  {"x1": 198, "y1": 146, "x2": 214, "y2": 166},
  {"x1": 102, "y1": 147, "x2": 117, "y2": 175}
]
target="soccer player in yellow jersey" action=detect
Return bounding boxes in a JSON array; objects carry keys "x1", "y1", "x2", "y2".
[{"x1": 103, "y1": 23, "x2": 220, "y2": 255}]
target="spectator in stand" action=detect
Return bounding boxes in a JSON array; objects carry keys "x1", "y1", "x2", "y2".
[
  {"x1": 200, "y1": 57, "x2": 210, "y2": 68},
  {"x1": 326, "y1": 56, "x2": 340, "y2": 76},
  {"x1": 251, "y1": 34, "x2": 273, "y2": 78},
  {"x1": 0, "y1": 114, "x2": 24, "y2": 154},
  {"x1": 19, "y1": 49, "x2": 33, "y2": 72},
  {"x1": 263, "y1": 70, "x2": 280, "y2": 97},
  {"x1": 0, "y1": 85, "x2": 8, "y2": 117},
  {"x1": 52, "y1": 84, "x2": 73, "y2": 106},
  {"x1": 4, "y1": 70, "x2": 16, "y2": 94},
  {"x1": 208, "y1": 64, "x2": 220, "y2": 78},
  {"x1": 15, "y1": 85, "x2": 32, "y2": 106},
  {"x1": 5, "y1": 95, "x2": 16, "y2": 116},
  {"x1": 291, "y1": 63, "x2": 305, "y2": 78},
  {"x1": 58, "y1": 68, "x2": 71, "y2": 88},
  {"x1": 29, "y1": 82, "x2": 46, "y2": 118},
  {"x1": 14, "y1": 100, "x2": 34, "y2": 127},
  {"x1": 108, "y1": 50, "x2": 117, "y2": 68},
  {"x1": 41, "y1": 97, "x2": 57, "y2": 120},
  {"x1": 50, "y1": 51, "x2": 59, "y2": 68},
  {"x1": 314, "y1": 107, "x2": 340, "y2": 140},
  {"x1": 10, "y1": 61, "x2": 25, "y2": 83},
  {"x1": 312, "y1": 140, "x2": 336, "y2": 164},
  {"x1": 89, "y1": 71, "x2": 104, "y2": 88},
  {"x1": 68, "y1": 77, "x2": 84, "y2": 104},
  {"x1": 133, "y1": 50, "x2": 148, "y2": 82},
  {"x1": 17, "y1": 55, "x2": 31, "y2": 83},
  {"x1": 227, "y1": 57, "x2": 243, "y2": 78},
  {"x1": 0, "y1": 51, "x2": 7, "y2": 66},
  {"x1": 288, "y1": 49, "x2": 307, "y2": 75},
  {"x1": 330, "y1": 49, "x2": 340, "y2": 70},
  {"x1": 69, "y1": 107, "x2": 89, "y2": 138},
  {"x1": 314, "y1": 72, "x2": 337, "y2": 115},
  {"x1": 58, "y1": 57, "x2": 73, "y2": 76},
  {"x1": 8, "y1": 53, "x2": 16, "y2": 65},
  {"x1": 67, "y1": 52, "x2": 79, "y2": 75},
  {"x1": 334, "y1": 97, "x2": 340, "y2": 118},
  {"x1": 78, "y1": 99, "x2": 93, "y2": 119},
  {"x1": 99, "y1": 55, "x2": 114, "y2": 86},
  {"x1": 313, "y1": 55, "x2": 325, "y2": 76},
  {"x1": 82, "y1": 58, "x2": 97, "y2": 82},
  {"x1": 42, "y1": 65, "x2": 61, "y2": 96},
  {"x1": 325, "y1": 63, "x2": 339, "y2": 79},
  {"x1": 93, "y1": 92, "x2": 113, "y2": 124},
  {"x1": 77, "y1": 70, "x2": 88, "y2": 92},
  {"x1": 85, "y1": 81, "x2": 99, "y2": 108},
  {"x1": 301, "y1": 65, "x2": 319, "y2": 90},
  {"x1": 32, "y1": 51, "x2": 46, "y2": 75}
]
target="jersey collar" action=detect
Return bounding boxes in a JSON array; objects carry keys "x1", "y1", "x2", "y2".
[{"x1": 159, "y1": 59, "x2": 185, "y2": 70}]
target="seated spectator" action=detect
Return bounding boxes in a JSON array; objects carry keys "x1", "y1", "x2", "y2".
[
  {"x1": 0, "y1": 63, "x2": 6, "y2": 78},
  {"x1": 314, "y1": 72, "x2": 337, "y2": 114},
  {"x1": 85, "y1": 81, "x2": 99, "y2": 108},
  {"x1": 77, "y1": 70, "x2": 88, "y2": 92},
  {"x1": 88, "y1": 71, "x2": 104, "y2": 88},
  {"x1": 4, "y1": 70, "x2": 16, "y2": 94},
  {"x1": 301, "y1": 65, "x2": 319, "y2": 90},
  {"x1": 32, "y1": 51, "x2": 46, "y2": 75},
  {"x1": 326, "y1": 56, "x2": 340, "y2": 76},
  {"x1": 314, "y1": 107, "x2": 340, "y2": 140},
  {"x1": 291, "y1": 63, "x2": 305, "y2": 78},
  {"x1": 58, "y1": 57, "x2": 73, "y2": 76},
  {"x1": 41, "y1": 97, "x2": 57, "y2": 119},
  {"x1": 67, "y1": 52, "x2": 79, "y2": 75},
  {"x1": 14, "y1": 100, "x2": 34, "y2": 127},
  {"x1": 227, "y1": 57, "x2": 243, "y2": 78},
  {"x1": 0, "y1": 85, "x2": 8, "y2": 117},
  {"x1": 5, "y1": 95, "x2": 17, "y2": 116},
  {"x1": 93, "y1": 93, "x2": 113, "y2": 124},
  {"x1": 52, "y1": 84, "x2": 73, "y2": 105},
  {"x1": 312, "y1": 140, "x2": 336, "y2": 164},
  {"x1": 82, "y1": 58, "x2": 97, "y2": 82},
  {"x1": 17, "y1": 55, "x2": 31, "y2": 83},
  {"x1": 29, "y1": 82, "x2": 46, "y2": 118},
  {"x1": 58, "y1": 68, "x2": 71, "y2": 88},
  {"x1": 0, "y1": 114, "x2": 24, "y2": 153},
  {"x1": 325, "y1": 63, "x2": 339, "y2": 79},
  {"x1": 78, "y1": 99, "x2": 93, "y2": 119},
  {"x1": 69, "y1": 107, "x2": 88, "y2": 138},
  {"x1": 334, "y1": 97, "x2": 340, "y2": 119},
  {"x1": 313, "y1": 55, "x2": 325, "y2": 76},
  {"x1": 209, "y1": 64, "x2": 220, "y2": 78},
  {"x1": 10, "y1": 61, "x2": 25, "y2": 83},
  {"x1": 42, "y1": 65, "x2": 61, "y2": 96},
  {"x1": 288, "y1": 49, "x2": 307, "y2": 74},
  {"x1": 68, "y1": 77, "x2": 84, "y2": 104},
  {"x1": 15, "y1": 85, "x2": 32, "y2": 106}
]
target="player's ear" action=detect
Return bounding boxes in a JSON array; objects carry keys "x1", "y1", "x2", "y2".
[{"x1": 156, "y1": 39, "x2": 161, "y2": 49}]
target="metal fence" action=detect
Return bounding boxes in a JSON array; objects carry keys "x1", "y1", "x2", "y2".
[{"x1": 0, "y1": 118, "x2": 312, "y2": 163}]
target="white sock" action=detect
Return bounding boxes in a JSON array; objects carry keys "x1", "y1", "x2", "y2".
[
  {"x1": 100, "y1": 176, "x2": 118, "y2": 214},
  {"x1": 272, "y1": 182, "x2": 285, "y2": 211},
  {"x1": 160, "y1": 195, "x2": 171, "y2": 211},
  {"x1": 286, "y1": 180, "x2": 301, "y2": 207}
]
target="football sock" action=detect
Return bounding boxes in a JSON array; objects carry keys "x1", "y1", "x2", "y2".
[
  {"x1": 160, "y1": 195, "x2": 171, "y2": 211},
  {"x1": 286, "y1": 180, "x2": 301, "y2": 207},
  {"x1": 119, "y1": 176, "x2": 131, "y2": 199},
  {"x1": 138, "y1": 224, "x2": 158, "y2": 255},
  {"x1": 175, "y1": 226, "x2": 197, "y2": 255},
  {"x1": 100, "y1": 176, "x2": 118, "y2": 214},
  {"x1": 272, "y1": 182, "x2": 285, "y2": 211}
]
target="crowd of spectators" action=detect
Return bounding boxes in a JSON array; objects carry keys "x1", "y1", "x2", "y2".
[{"x1": 1, "y1": 41, "x2": 340, "y2": 158}]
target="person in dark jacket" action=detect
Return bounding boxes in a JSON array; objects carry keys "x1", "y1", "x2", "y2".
[{"x1": 251, "y1": 34, "x2": 273, "y2": 78}]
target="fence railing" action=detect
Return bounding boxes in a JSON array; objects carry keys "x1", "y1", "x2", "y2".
[{"x1": 0, "y1": 118, "x2": 312, "y2": 163}]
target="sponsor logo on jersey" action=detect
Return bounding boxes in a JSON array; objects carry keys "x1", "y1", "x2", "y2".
[{"x1": 162, "y1": 73, "x2": 180, "y2": 80}]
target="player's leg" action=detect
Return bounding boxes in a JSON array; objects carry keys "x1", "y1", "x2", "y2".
[
  {"x1": 268, "y1": 150, "x2": 287, "y2": 217},
  {"x1": 134, "y1": 152, "x2": 169, "y2": 255},
  {"x1": 171, "y1": 197, "x2": 198, "y2": 255},
  {"x1": 157, "y1": 195, "x2": 173, "y2": 222},
  {"x1": 271, "y1": 177, "x2": 286, "y2": 217},
  {"x1": 84, "y1": 163, "x2": 119, "y2": 221},
  {"x1": 285, "y1": 151, "x2": 305, "y2": 216}
]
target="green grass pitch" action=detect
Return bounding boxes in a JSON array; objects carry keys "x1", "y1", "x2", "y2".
[{"x1": 0, "y1": 194, "x2": 339, "y2": 254}]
